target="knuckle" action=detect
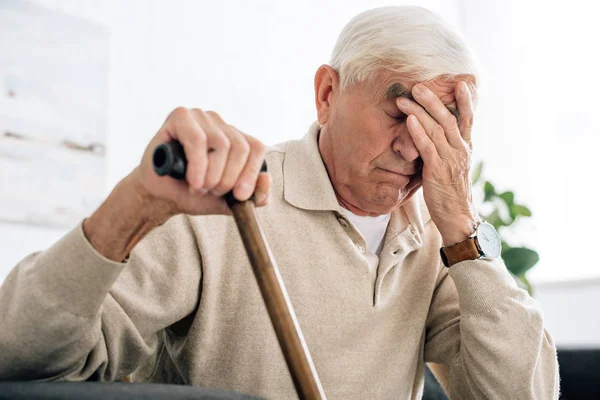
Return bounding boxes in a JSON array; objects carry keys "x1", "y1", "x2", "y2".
[
  {"x1": 206, "y1": 110, "x2": 226, "y2": 125},
  {"x1": 213, "y1": 133, "x2": 230, "y2": 150},
  {"x1": 205, "y1": 110, "x2": 220, "y2": 119},
  {"x1": 170, "y1": 106, "x2": 190, "y2": 120},
  {"x1": 192, "y1": 125, "x2": 207, "y2": 140},
  {"x1": 234, "y1": 138, "x2": 251, "y2": 155},
  {"x1": 172, "y1": 115, "x2": 187, "y2": 133},
  {"x1": 190, "y1": 108, "x2": 207, "y2": 122},
  {"x1": 242, "y1": 136, "x2": 266, "y2": 157},
  {"x1": 423, "y1": 143, "x2": 436, "y2": 156},
  {"x1": 465, "y1": 116, "x2": 474, "y2": 128},
  {"x1": 432, "y1": 125, "x2": 445, "y2": 139},
  {"x1": 189, "y1": 130, "x2": 207, "y2": 148},
  {"x1": 250, "y1": 139, "x2": 266, "y2": 155}
]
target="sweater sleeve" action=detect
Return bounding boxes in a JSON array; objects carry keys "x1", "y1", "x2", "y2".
[
  {"x1": 424, "y1": 257, "x2": 560, "y2": 399},
  {"x1": 0, "y1": 214, "x2": 202, "y2": 382}
]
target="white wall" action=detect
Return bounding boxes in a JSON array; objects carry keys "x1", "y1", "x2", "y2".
[{"x1": 535, "y1": 279, "x2": 600, "y2": 349}]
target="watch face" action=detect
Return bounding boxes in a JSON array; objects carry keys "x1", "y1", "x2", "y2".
[{"x1": 477, "y1": 222, "x2": 502, "y2": 258}]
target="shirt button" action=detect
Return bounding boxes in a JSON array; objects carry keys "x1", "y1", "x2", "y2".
[
  {"x1": 338, "y1": 218, "x2": 349, "y2": 228},
  {"x1": 355, "y1": 243, "x2": 366, "y2": 253}
]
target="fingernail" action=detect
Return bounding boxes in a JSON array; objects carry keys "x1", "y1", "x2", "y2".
[
  {"x1": 211, "y1": 190, "x2": 223, "y2": 197},
  {"x1": 398, "y1": 98, "x2": 411, "y2": 108},
  {"x1": 255, "y1": 192, "x2": 266, "y2": 204},
  {"x1": 461, "y1": 82, "x2": 469, "y2": 94},
  {"x1": 199, "y1": 189, "x2": 208, "y2": 195}
]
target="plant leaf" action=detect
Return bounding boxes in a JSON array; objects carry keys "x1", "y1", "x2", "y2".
[
  {"x1": 502, "y1": 247, "x2": 539, "y2": 276},
  {"x1": 519, "y1": 275, "x2": 534, "y2": 296},
  {"x1": 499, "y1": 191, "x2": 515, "y2": 207},
  {"x1": 483, "y1": 181, "x2": 496, "y2": 202},
  {"x1": 472, "y1": 161, "x2": 483, "y2": 184},
  {"x1": 511, "y1": 204, "x2": 532, "y2": 219},
  {"x1": 501, "y1": 241, "x2": 512, "y2": 257},
  {"x1": 485, "y1": 209, "x2": 508, "y2": 230}
]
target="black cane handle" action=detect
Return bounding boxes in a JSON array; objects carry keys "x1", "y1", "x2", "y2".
[{"x1": 152, "y1": 140, "x2": 267, "y2": 207}]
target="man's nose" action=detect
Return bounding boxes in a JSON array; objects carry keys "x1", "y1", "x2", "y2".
[{"x1": 392, "y1": 129, "x2": 420, "y2": 163}]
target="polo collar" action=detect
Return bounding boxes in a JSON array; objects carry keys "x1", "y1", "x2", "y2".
[{"x1": 283, "y1": 121, "x2": 340, "y2": 212}]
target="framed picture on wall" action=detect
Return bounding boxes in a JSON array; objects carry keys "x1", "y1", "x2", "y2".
[{"x1": 0, "y1": 0, "x2": 109, "y2": 228}]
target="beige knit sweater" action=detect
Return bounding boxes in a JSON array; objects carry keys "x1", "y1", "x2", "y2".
[{"x1": 0, "y1": 123, "x2": 559, "y2": 399}]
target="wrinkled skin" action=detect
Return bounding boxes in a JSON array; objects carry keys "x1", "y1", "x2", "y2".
[{"x1": 315, "y1": 66, "x2": 479, "y2": 245}]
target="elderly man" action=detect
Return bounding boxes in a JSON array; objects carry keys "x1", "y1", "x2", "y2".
[{"x1": 0, "y1": 6, "x2": 558, "y2": 399}]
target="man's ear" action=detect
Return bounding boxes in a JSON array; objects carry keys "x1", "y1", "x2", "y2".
[{"x1": 314, "y1": 65, "x2": 339, "y2": 125}]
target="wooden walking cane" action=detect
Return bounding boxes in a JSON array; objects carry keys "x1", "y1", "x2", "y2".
[{"x1": 152, "y1": 141, "x2": 327, "y2": 400}]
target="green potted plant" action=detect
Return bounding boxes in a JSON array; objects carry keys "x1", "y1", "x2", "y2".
[{"x1": 472, "y1": 162, "x2": 539, "y2": 294}]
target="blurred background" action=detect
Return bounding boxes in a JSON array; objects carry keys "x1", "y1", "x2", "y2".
[{"x1": 1, "y1": 0, "x2": 599, "y2": 351}]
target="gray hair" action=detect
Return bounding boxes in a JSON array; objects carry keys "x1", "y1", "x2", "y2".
[{"x1": 330, "y1": 6, "x2": 480, "y2": 93}]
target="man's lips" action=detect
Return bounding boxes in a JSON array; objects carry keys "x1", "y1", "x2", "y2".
[
  {"x1": 377, "y1": 167, "x2": 417, "y2": 177},
  {"x1": 375, "y1": 167, "x2": 419, "y2": 188}
]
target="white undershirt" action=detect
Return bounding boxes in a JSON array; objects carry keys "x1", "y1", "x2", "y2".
[{"x1": 339, "y1": 208, "x2": 391, "y2": 255}]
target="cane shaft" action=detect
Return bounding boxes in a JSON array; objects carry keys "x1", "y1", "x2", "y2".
[
  {"x1": 152, "y1": 141, "x2": 326, "y2": 399},
  {"x1": 231, "y1": 201, "x2": 326, "y2": 400}
]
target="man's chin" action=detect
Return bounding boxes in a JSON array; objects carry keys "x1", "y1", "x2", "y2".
[
  {"x1": 378, "y1": 178, "x2": 422, "y2": 207},
  {"x1": 343, "y1": 179, "x2": 421, "y2": 215},
  {"x1": 362, "y1": 185, "x2": 412, "y2": 214}
]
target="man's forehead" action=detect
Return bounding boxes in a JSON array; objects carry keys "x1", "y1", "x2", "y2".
[
  {"x1": 383, "y1": 80, "x2": 458, "y2": 104},
  {"x1": 381, "y1": 80, "x2": 461, "y2": 120}
]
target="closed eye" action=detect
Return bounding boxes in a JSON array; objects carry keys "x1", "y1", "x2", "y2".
[{"x1": 387, "y1": 112, "x2": 407, "y2": 123}]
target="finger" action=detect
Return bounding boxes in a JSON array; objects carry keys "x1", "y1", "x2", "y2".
[
  {"x1": 253, "y1": 172, "x2": 272, "y2": 207},
  {"x1": 456, "y1": 81, "x2": 474, "y2": 142},
  {"x1": 403, "y1": 174, "x2": 423, "y2": 202},
  {"x1": 233, "y1": 135, "x2": 266, "y2": 201},
  {"x1": 410, "y1": 84, "x2": 464, "y2": 149},
  {"x1": 211, "y1": 126, "x2": 250, "y2": 196},
  {"x1": 203, "y1": 138, "x2": 229, "y2": 193},
  {"x1": 165, "y1": 107, "x2": 208, "y2": 190},
  {"x1": 397, "y1": 97, "x2": 452, "y2": 155},
  {"x1": 406, "y1": 114, "x2": 439, "y2": 166},
  {"x1": 192, "y1": 110, "x2": 231, "y2": 193}
]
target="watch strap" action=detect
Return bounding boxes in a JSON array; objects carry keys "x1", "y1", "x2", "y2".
[{"x1": 440, "y1": 236, "x2": 483, "y2": 267}]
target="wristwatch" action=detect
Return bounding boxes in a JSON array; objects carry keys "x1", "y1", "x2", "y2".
[{"x1": 440, "y1": 221, "x2": 502, "y2": 267}]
